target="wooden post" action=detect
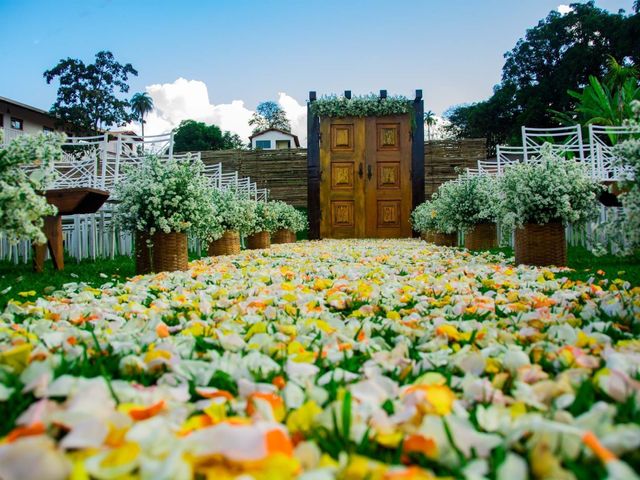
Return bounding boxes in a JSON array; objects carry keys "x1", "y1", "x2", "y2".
[
  {"x1": 344, "y1": 90, "x2": 351, "y2": 99},
  {"x1": 307, "y1": 91, "x2": 321, "y2": 240},
  {"x1": 411, "y1": 89, "x2": 425, "y2": 224},
  {"x1": 380, "y1": 90, "x2": 387, "y2": 99}
]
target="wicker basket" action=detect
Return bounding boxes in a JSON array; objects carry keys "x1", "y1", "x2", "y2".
[
  {"x1": 515, "y1": 222, "x2": 567, "y2": 267},
  {"x1": 135, "y1": 231, "x2": 152, "y2": 275},
  {"x1": 272, "y1": 229, "x2": 296, "y2": 244},
  {"x1": 151, "y1": 231, "x2": 188, "y2": 272},
  {"x1": 421, "y1": 230, "x2": 458, "y2": 247},
  {"x1": 464, "y1": 223, "x2": 498, "y2": 250},
  {"x1": 208, "y1": 230, "x2": 241, "y2": 256},
  {"x1": 246, "y1": 231, "x2": 271, "y2": 250}
]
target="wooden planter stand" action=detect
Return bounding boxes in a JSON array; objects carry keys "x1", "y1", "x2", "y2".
[
  {"x1": 272, "y1": 229, "x2": 296, "y2": 244},
  {"x1": 246, "y1": 231, "x2": 271, "y2": 250},
  {"x1": 33, "y1": 188, "x2": 109, "y2": 272},
  {"x1": 515, "y1": 222, "x2": 567, "y2": 267},
  {"x1": 208, "y1": 230, "x2": 241, "y2": 256},
  {"x1": 464, "y1": 223, "x2": 498, "y2": 250},
  {"x1": 420, "y1": 230, "x2": 458, "y2": 247}
]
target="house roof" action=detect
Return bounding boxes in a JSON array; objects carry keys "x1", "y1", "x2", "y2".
[
  {"x1": 249, "y1": 128, "x2": 300, "y2": 147},
  {"x1": 0, "y1": 95, "x2": 54, "y2": 118}
]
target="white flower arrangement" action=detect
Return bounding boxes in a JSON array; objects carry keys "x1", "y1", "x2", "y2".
[
  {"x1": 594, "y1": 100, "x2": 640, "y2": 254},
  {"x1": 270, "y1": 201, "x2": 307, "y2": 232},
  {"x1": 499, "y1": 144, "x2": 602, "y2": 228},
  {"x1": 0, "y1": 131, "x2": 63, "y2": 244},
  {"x1": 435, "y1": 173, "x2": 501, "y2": 232},
  {"x1": 114, "y1": 155, "x2": 220, "y2": 242},
  {"x1": 240, "y1": 199, "x2": 278, "y2": 236},
  {"x1": 208, "y1": 188, "x2": 251, "y2": 239},
  {"x1": 410, "y1": 198, "x2": 455, "y2": 234}
]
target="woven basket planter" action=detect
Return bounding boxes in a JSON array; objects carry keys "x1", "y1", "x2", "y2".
[
  {"x1": 464, "y1": 223, "x2": 498, "y2": 250},
  {"x1": 272, "y1": 229, "x2": 296, "y2": 244},
  {"x1": 151, "y1": 231, "x2": 188, "y2": 272},
  {"x1": 134, "y1": 231, "x2": 152, "y2": 275},
  {"x1": 515, "y1": 222, "x2": 567, "y2": 267},
  {"x1": 420, "y1": 230, "x2": 458, "y2": 247},
  {"x1": 246, "y1": 231, "x2": 271, "y2": 250},
  {"x1": 208, "y1": 230, "x2": 241, "y2": 256}
]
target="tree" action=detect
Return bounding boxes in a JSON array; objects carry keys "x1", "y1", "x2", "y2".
[
  {"x1": 445, "y1": 2, "x2": 640, "y2": 152},
  {"x1": 173, "y1": 120, "x2": 245, "y2": 152},
  {"x1": 424, "y1": 110, "x2": 436, "y2": 141},
  {"x1": 130, "y1": 92, "x2": 154, "y2": 137},
  {"x1": 248, "y1": 101, "x2": 291, "y2": 134},
  {"x1": 44, "y1": 51, "x2": 138, "y2": 134}
]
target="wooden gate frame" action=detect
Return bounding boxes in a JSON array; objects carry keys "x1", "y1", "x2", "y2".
[{"x1": 307, "y1": 90, "x2": 424, "y2": 240}]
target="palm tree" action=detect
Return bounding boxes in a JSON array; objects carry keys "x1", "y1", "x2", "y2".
[
  {"x1": 130, "y1": 92, "x2": 154, "y2": 137},
  {"x1": 424, "y1": 110, "x2": 436, "y2": 141}
]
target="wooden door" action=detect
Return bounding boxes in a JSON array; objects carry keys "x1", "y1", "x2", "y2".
[
  {"x1": 319, "y1": 114, "x2": 412, "y2": 238},
  {"x1": 364, "y1": 115, "x2": 412, "y2": 238},
  {"x1": 320, "y1": 117, "x2": 366, "y2": 238}
]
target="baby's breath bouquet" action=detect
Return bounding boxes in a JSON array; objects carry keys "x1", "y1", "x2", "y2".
[
  {"x1": 410, "y1": 198, "x2": 456, "y2": 234},
  {"x1": 209, "y1": 188, "x2": 249, "y2": 239},
  {"x1": 435, "y1": 174, "x2": 501, "y2": 232},
  {"x1": 499, "y1": 144, "x2": 602, "y2": 228},
  {"x1": 114, "y1": 155, "x2": 220, "y2": 242},
  {"x1": 270, "y1": 201, "x2": 307, "y2": 232},
  {"x1": 242, "y1": 200, "x2": 278, "y2": 236},
  {"x1": 0, "y1": 132, "x2": 63, "y2": 244}
]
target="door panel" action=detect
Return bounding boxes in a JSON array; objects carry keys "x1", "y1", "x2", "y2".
[
  {"x1": 320, "y1": 118, "x2": 365, "y2": 238},
  {"x1": 320, "y1": 115, "x2": 411, "y2": 239},
  {"x1": 365, "y1": 116, "x2": 412, "y2": 238}
]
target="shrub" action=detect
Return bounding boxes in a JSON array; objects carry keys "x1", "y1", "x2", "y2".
[
  {"x1": 209, "y1": 188, "x2": 252, "y2": 239},
  {"x1": 114, "y1": 155, "x2": 219, "y2": 242},
  {"x1": 0, "y1": 132, "x2": 63, "y2": 244},
  {"x1": 241, "y1": 200, "x2": 278, "y2": 235},
  {"x1": 499, "y1": 144, "x2": 602, "y2": 228}
]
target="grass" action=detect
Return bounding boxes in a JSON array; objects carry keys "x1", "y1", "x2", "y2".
[
  {"x1": 490, "y1": 246, "x2": 640, "y2": 287},
  {"x1": 1, "y1": 244, "x2": 638, "y2": 310}
]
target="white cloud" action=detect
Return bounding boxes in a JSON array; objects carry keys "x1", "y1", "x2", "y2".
[
  {"x1": 557, "y1": 4, "x2": 574, "y2": 15},
  {"x1": 131, "y1": 78, "x2": 308, "y2": 146}
]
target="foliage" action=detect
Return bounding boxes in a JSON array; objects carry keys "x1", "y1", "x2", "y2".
[
  {"x1": 173, "y1": 120, "x2": 244, "y2": 152},
  {"x1": 44, "y1": 51, "x2": 138, "y2": 134},
  {"x1": 310, "y1": 94, "x2": 412, "y2": 118},
  {"x1": 424, "y1": 110, "x2": 436, "y2": 141},
  {"x1": 445, "y1": 2, "x2": 640, "y2": 152},
  {"x1": 270, "y1": 201, "x2": 308, "y2": 232},
  {"x1": 249, "y1": 101, "x2": 291, "y2": 135},
  {"x1": 130, "y1": 92, "x2": 154, "y2": 137},
  {"x1": 208, "y1": 188, "x2": 252, "y2": 238},
  {"x1": 410, "y1": 199, "x2": 455, "y2": 234},
  {"x1": 552, "y1": 57, "x2": 640, "y2": 128},
  {"x1": 114, "y1": 155, "x2": 218, "y2": 242},
  {"x1": 434, "y1": 174, "x2": 501, "y2": 231},
  {"x1": 499, "y1": 144, "x2": 602, "y2": 228},
  {"x1": 0, "y1": 131, "x2": 63, "y2": 244},
  {"x1": 242, "y1": 200, "x2": 278, "y2": 235}
]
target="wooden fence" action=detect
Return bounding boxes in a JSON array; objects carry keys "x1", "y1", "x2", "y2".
[{"x1": 200, "y1": 139, "x2": 486, "y2": 207}]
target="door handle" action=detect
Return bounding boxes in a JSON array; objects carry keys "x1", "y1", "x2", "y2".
[
  {"x1": 358, "y1": 163, "x2": 363, "y2": 179},
  {"x1": 367, "y1": 164, "x2": 372, "y2": 180}
]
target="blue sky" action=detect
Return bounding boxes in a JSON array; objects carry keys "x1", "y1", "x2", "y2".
[{"x1": 0, "y1": 0, "x2": 635, "y2": 140}]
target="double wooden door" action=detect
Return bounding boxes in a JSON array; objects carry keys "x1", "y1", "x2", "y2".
[{"x1": 319, "y1": 115, "x2": 412, "y2": 238}]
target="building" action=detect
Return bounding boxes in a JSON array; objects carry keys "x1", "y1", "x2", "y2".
[
  {"x1": 249, "y1": 128, "x2": 300, "y2": 150},
  {"x1": 0, "y1": 96, "x2": 66, "y2": 145}
]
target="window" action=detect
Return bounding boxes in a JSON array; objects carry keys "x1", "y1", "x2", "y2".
[
  {"x1": 275, "y1": 140, "x2": 291, "y2": 149},
  {"x1": 255, "y1": 140, "x2": 271, "y2": 149},
  {"x1": 43, "y1": 126, "x2": 54, "y2": 133},
  {"x1": 10, "y1": 117, "x2": 23, "y2": 130}
]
